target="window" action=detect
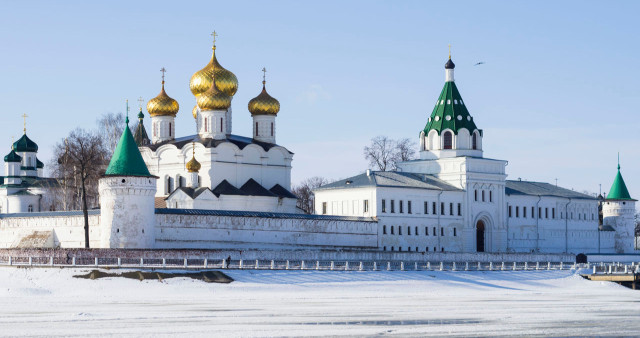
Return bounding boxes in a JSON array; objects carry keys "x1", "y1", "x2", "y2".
[
  {"x1": 383, "y1": 246, "x2": 387, "y2": 251},
  {"x1": 322, "y1": 202, "x2": 327, "y2": 214},
  {"x1": 28, "y1": 205, "x2": 33, "y2": 212},
  {"x1": 391, "y1": 226, "x2": 395, "y2": 235},
  {"x1": 426, "y1": 247, "x2": 429, "y2": 252},
  {"x1": 408, "y1": 247, "x2": 411, "y2": 252},
  {"x1": 399, "y1": 201, "x2": 404, "y2": 213},
  {"x1": 472, "y1": 133, "x2": 477, "y2": 150},
  {"x1": 523, "y1": 207, "x2": 527, "y2": 218},
  {"x1": 474, "y1": 190, "x2": 478, "y2": 201},
  {"x1": 391, "y1": 246, "x2": 394, "y2": 251},
  {"x1": 441, "y1": 227, "x2": 444, "y2": 236},
  {"x1": 552, "y1": 208, "x2": 556, "y2": 219},
  {"x1": 424, "y1": 201, "x2": 428, "y2": 214},
  {"x1": 169, "y1": 123, "x2": 172, "y2": 137},
  {"x1": 449, "y1": 203, "x2": 453, "y2": 216},
  {"x1": 204, "y1": 118, "x2": 208, "y2": 132},
  {"x1": 457, "y1": 203, "x2": 461, "y2": 216},
  {"x1": 399, "y1": 247, "x2": 402, "y2": 252},
  {"x1": 441, "y1": 247, "x2": 444, "y2": 252},
  {"x1": 153, "y1": 122, "x2": 157, "y2": 137},
  {"x1": 381, "y1": 199, "x2": 386, "y2": 213},
  {"x1": 545, "y1": 208, "x2": 549, "y2": 219},
  {"x1": 167, "y1": 177, "x2": 174, "y2": 194},
  {"x1": 408, "y1": 227, "x2": 411, "y2": 236},
  {"x1": 390, "y1": 200, "x2": 395, "y2": 213},
  {"x1": 425, "y1": 227, "x2": 429, "y2": 236},
  {"x1": 516, "y1": 206, "x2": 519, "y2": 218},
  {"x1": 256, "y1": 122, "x2": 259, "y2": 136},
  {"x1": 454, "y1": 228, "x2": 457, "y2": 236},
  {"x1": 220, "y1": 118, "x2": 223, "y2": 132},
  {"x1": 539, "y1": 207, "x2": 542, "y2": 218},
  {"x1": 441, "y1": 202, "x2": 444, "y2": 215},
  {"x1": 363, "y1": 200, "x2": 369, "y2": 213},
  {"x1": 399, "y1": 226, "x2": 402, "y2": 235},
  {"x1": 482, "y1": 190, "x2": 485, "y2": 202},
  {"x1": 433, "y1": 227, "x2": 436, "y2": 236},
  {"x1": 532, "y1": 207, "x2": 535, "y2": 219},
  {"x1": 270, "y1": 122, "x2": 274, "y2": 136},
  {"x1": 443, "y1": 131, "x2": 453, "y2": 149},
  {"x1": 415, "y1": 226, "x2": 418, "y2": 236},
  {"x1": 489, "y1": 191, "x2": 493, "y2": 202},
  {"x1": 433, "y1": 202, "x2": 437, "y2": 215},
  {"x1": 408, "y1": 201, "x2": 412, "y2": 214},
  {"x1": 383, "y1": 225, "x2": 387, "y2": 234},
  {"x1": 508, "y1": 206, "x2": 512, "y2": 217}
]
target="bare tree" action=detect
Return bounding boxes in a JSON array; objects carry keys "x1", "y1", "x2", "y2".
[
  {"x1": 51, "y1": 128, "x2": 108, "y2": 248},
  {"x1": 97, "y1": 112, "x2": 125, "y2": 154},
  {"x1": 364, "y1": 136, "x2": 416, "y2": 171},
  {"x1": 292, "y1": 177, "x2": 329, "y2": 214}
]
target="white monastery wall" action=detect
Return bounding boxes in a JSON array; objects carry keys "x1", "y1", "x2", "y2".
[{"x1": 0, "y1": 212, "x2": 101, "y2": 248}]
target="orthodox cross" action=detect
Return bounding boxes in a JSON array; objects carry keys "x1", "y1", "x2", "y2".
[
  {"x1": 211, "y1": 31, "x2": 218, "y2": 46},
  {"x1": 448, "y1": 44, "x2": 451, "y2": 59},
  {"x1": 160, "y1": 67, "x2": 166, "y2": 83},
  {"x1": 137, "y1": 96, "x2": 144, "y2": 111},
  {"x1": 262, "y1": 67, "x2": 267, "y2": 84},
  {"x1": 21, "y1": 113, "x2": 28, "y2": 133}
]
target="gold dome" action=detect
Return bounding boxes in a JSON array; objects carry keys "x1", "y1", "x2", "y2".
[
  {"x1": 190, "y1": 46, "x2": 238, "y2": 97},
  {"x1": 147, "y1": 81, "x2": 179, "y2": 117},
  {"x1": 197, "y1": 76, "x2": 231, "y2": 111},
  {"x1": 192, "y1": 104, "x2": 198, "y2": 119},
  {"x1": 186, "y1": 154, "x2": 201, "y2": 173},
  {"x1": 248, "y1": 82, "x2": 280, "y2": 116}
]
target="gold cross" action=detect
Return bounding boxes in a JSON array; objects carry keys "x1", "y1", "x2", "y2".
[
  {"x1": 125, "y1": 99, "x2": 130, "y2": 123},
  {"x1": 262, "y1": 67, "x2": 267, "y2": 84},
  {"x1": 448, "y1": 44, "x2": 451, "y2": 59},
  {"x1": 160, "y1": 67, "x2": 166, "y2": 83},
  {"x1": 21, "y1": 113, "x2": 28, "y2": 134},
  {"x1": 137, "y1": 96, "x2": 144, "y2": 111},
  {"x1": 211, "y1": 31, "x2": 218, "y2": 45}
]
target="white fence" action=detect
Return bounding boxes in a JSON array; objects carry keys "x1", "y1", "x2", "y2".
[{"x1": 590, "y1": 261, "x2": 640, "y2": 275}]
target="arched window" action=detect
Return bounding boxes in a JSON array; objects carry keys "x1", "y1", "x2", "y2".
[
  {"x1": 256, "y1": 122, "x2": 259, "y2": 136},
  {"x1": 271, "y1": 122, "x2": 274, "y2": 136},
  {"x1": 169, "y1": 123, "x2": 172, "y2": 137},
  {"x1": 472, "y1": 133, "x2": 477, "y2": 150},
  {"x1": 443, "y1": 131, "x2": 453, "y2": 149},
  {"x1": 28, "y1": 205, "x2": 33, "y2": 212},
  {"x1": 220, "y1": 118, "x2": 223, "y2": 132}
]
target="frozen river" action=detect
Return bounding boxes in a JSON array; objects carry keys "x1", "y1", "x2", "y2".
[{"x1": 0, "y1": 268, "x2": 638, "y2": 336}]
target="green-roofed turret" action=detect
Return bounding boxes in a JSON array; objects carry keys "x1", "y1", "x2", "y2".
[
  {"x1": 13, "y1": 134, "x2": 38, "y2": 153},
  {"x1": 4, "y1": 149, "x2": 22, "y2": 163},
  {"x1": 606, "y1": 162, "x2": 633, "y2": 200},
  {"x1": 133, "y1": 108, "x2": 150, "y2": 146},
  {"x1": 105, "y1": 117, "x2": 152, "y2": 177}
]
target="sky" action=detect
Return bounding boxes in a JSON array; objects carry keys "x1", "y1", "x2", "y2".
[{"x1": 0, "y1": 0, "x2": 638, "y2": 199}]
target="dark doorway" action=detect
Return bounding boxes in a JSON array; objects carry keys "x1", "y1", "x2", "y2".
[{"x1": 476, "y1": 220, "x2": 485, "y2": 252}]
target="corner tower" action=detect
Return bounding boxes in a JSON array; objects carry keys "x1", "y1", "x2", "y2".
[
  {"x1": 99, "y1": 116, "x2": 157, "y2": 248},
  {"x1": 602, "y1": 159, "x2": 637, "y2": 253},
  {"x1": 420, "y1": 53, "x2": 483, "y2": 160}
]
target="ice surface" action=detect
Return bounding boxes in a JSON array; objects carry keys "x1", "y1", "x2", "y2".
[{"x1": 0, "y1": 268, "x2": 638, "y2": 337}]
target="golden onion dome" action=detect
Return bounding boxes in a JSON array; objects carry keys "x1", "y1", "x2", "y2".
[
  {"x1": 248, "y1": 82, "x2": 280, "y2": 116},
  {"x1": 190, "y1": 46, "x2": 238, "y2": 97},
  {"x1": 186, "y1": 154, "x2": 201, "y2": 173},
  {"x1": 192, "y1": 104, "x2": 198, "y2": 119},
  {"x1": 147, "y1": 81, "x2": 179, "y2": 117},
  {"x1": 197, "y1": 76, "x2": 231, "y2": 111}
]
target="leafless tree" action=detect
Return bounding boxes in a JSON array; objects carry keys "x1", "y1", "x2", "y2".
[
  {"x1": 51, "y1": 128, "x2": 108, "y2": 248},
  {"x1": 97, "y1": 112, "x2": 125, "y2": 154},
  {"x1": 364, "y1": 136, "x2": 416, "y2": 171},
  {"x1": 292, "y1": 176, "x2": 329, "y2": 214}
]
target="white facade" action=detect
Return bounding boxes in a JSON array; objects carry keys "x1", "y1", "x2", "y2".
[{"x1": 150, "y1": 115, "x2": 176, "y2": 144}]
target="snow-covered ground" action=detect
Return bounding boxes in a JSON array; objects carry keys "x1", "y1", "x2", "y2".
[{"x1": 0, "y1": 267, "x2": 638, "y2": 337}]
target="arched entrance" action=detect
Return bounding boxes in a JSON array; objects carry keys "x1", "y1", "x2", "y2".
[{"x1": 476, "y1": 220, "x2": 485, "y2": 252}]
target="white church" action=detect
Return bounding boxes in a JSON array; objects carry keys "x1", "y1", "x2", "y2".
[
  {"x1": 313, "y1": 55, "x2": 637, "y2": 254},
  {"x1": 0, "y1": 36, "x2": 636, "y2": 254}
]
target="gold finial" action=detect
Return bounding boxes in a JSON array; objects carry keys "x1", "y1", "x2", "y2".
[
  {"x1": 262, "y1": 67, "x2": 267, "y2": 86},
  {"x1": 137, "y1": 97, "x2": 144, "y2": 111},
  {"x1": 211, "y1": 31, "x2": 218, "y2": 49},
  {"x1": 448, "y1": 44, "x2": 451, "y2": 59},
  {"x1": 21, "y1": 113, "x2": 28, "y2": 134}
]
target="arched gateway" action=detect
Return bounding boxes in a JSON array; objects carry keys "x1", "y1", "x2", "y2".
[{"x1": 476, "y1": 220, "x2": 485, "y2": 252}]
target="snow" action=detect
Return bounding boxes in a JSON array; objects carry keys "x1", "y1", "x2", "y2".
[{"x1": 0, "y1": 267, "x2": 639, "y2": 337}]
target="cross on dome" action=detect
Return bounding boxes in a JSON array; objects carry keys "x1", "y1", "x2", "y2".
[
  {"x1": 211, "y1": 31, "x2": 218, "y2": 48},
  {"x1": 262, "y1": 67, "x2": 267, "y2": 85},
  {"x1": 22, "y1": 113, "x2": 28, "y2": 134},
  {"x1": 137, "y1": 97, "x2": 144, "y2": 111}
]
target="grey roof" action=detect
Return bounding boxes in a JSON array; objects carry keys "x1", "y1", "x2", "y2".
[
  {"x1": 0, "y1": 176, "x2": 58, "y2": 189},
  {"x1": 599, "y1": 224, "x2": 615, "y2": 232},
  {"x1": 166, "y1": 187, "x2": 212, "y2": 200},
  {"x1": 155, "y1": 208, "x2": 377, "y2": 222},
  {"x1": 143, "y1": 134, "x2": 293, "y2": 154},
  {"x1": 212, "y1": 180, "x2": 246, "y2": 197},
  {"x1": 505, "y1": 180, "x2": 596, "y2": 200},
  {"x1": 0, "y1": 210, "x2": 100, "y2": 218},
  {"x1": 270, "y1": 184, "x2": 297, "y2": 199},
  {"x1": 240, "y1": 179, "x2": 276, "y2": 197},
  {"x1": 315, "y1": 171, "x2": 462, "y2": 192}
]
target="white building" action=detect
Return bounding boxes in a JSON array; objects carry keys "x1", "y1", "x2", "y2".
[
  {"x1": 137, "y1": 40, "x2": 298, "y2": 213},
  {"x1": 313, "y1": 55, "x2": 636, "y2": 254}
]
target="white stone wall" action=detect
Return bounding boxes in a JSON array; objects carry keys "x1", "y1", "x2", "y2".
[
  {"x1": 602, "y1": 199, "x2": 637, "y2": 253},
  {"x1": 150, "y1": 115, "x2": 175, "y2": 144},
  {"x1": 253, "y1": 115, "x2": 276, "y2": 144},
  {"x1": 0, "y1": 213, "x2": 101, "y2": 248}
]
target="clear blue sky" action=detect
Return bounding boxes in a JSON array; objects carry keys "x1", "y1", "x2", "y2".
[{"x1": 0, "y1": 0, "x2": 638, "y2": 199}]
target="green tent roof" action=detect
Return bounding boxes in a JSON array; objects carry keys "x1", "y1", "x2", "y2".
[
  {"x1": 13, "y1": 134, "x2": 38, "y2": 152},
  {"x1": 104, "y1": 120, "x2": 151, "y2": 177},
  {"x1": 4, "y1": 149, "x2": 22, "y2": 163},
  {"x1": 423, "y1": 69, "x2": 479, "y2": 135},
  {"x1": 606, "y1": 165, "x2": 633, "y2": 200}
]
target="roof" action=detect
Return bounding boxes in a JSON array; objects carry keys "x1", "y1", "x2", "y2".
[
  {"x1": 240, "y1": 178, "x2": 276, "y2": 197},
  {"x1": 167, "y1": 187, "x2": 212, "y2": 200},
  {"x1": 133, "y1": 118, "x2": 150, "y2": 147},
  {"x1": 0, "y1": 210, "x2": 100, "y2": 218},
  {"x1": 270, "y1": 184, "x2": 297, "y2": 199},
  {"x1": 36, "y1": 158, "x2": 44, "y2": 169},
  {"x1": 0, "y1": 176, "x2": 58, "y2": 189},
  {"x1": 155, "y1": 208, "x2": 377, "y2": 222},
  {"x1": 143, "y1": 133, "x2": 292, "y2": 154},
  {"x1": 315, "y1": 171, "x2": 462, "y2": 192},
  {"x1": 12, "y1": 134, "x2": 38, "y2": 152},
  {"x1": 104, "y1": 120, "x2": 152, "y2": 177},
  {"x1": 606, "y1": 166, "x2": 633, "y2": 200},
  {"x1": 423, "y1": 79, "x2": 478, "y2": 135},
  {"x1": 505, "y1": 180, "x2": 595, "y2": 200},
  {"x1": 212, "y1": 180, "x2": 246, "y2": 197},
  {"x1": 4, "y1": 149, "x2": 21, "y2": 163}
]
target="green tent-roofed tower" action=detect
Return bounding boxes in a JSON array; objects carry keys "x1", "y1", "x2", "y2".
[
  {"x1": 606, "y1": 162, "x2": 633, "y2": 200},
  {"x1": 105, "y1": 117, "x2": 152, "y2": 177}
]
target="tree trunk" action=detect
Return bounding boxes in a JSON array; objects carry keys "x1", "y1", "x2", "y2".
[{"x1": 81, "y1": 176, "x2": 90, "y2": 248}]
